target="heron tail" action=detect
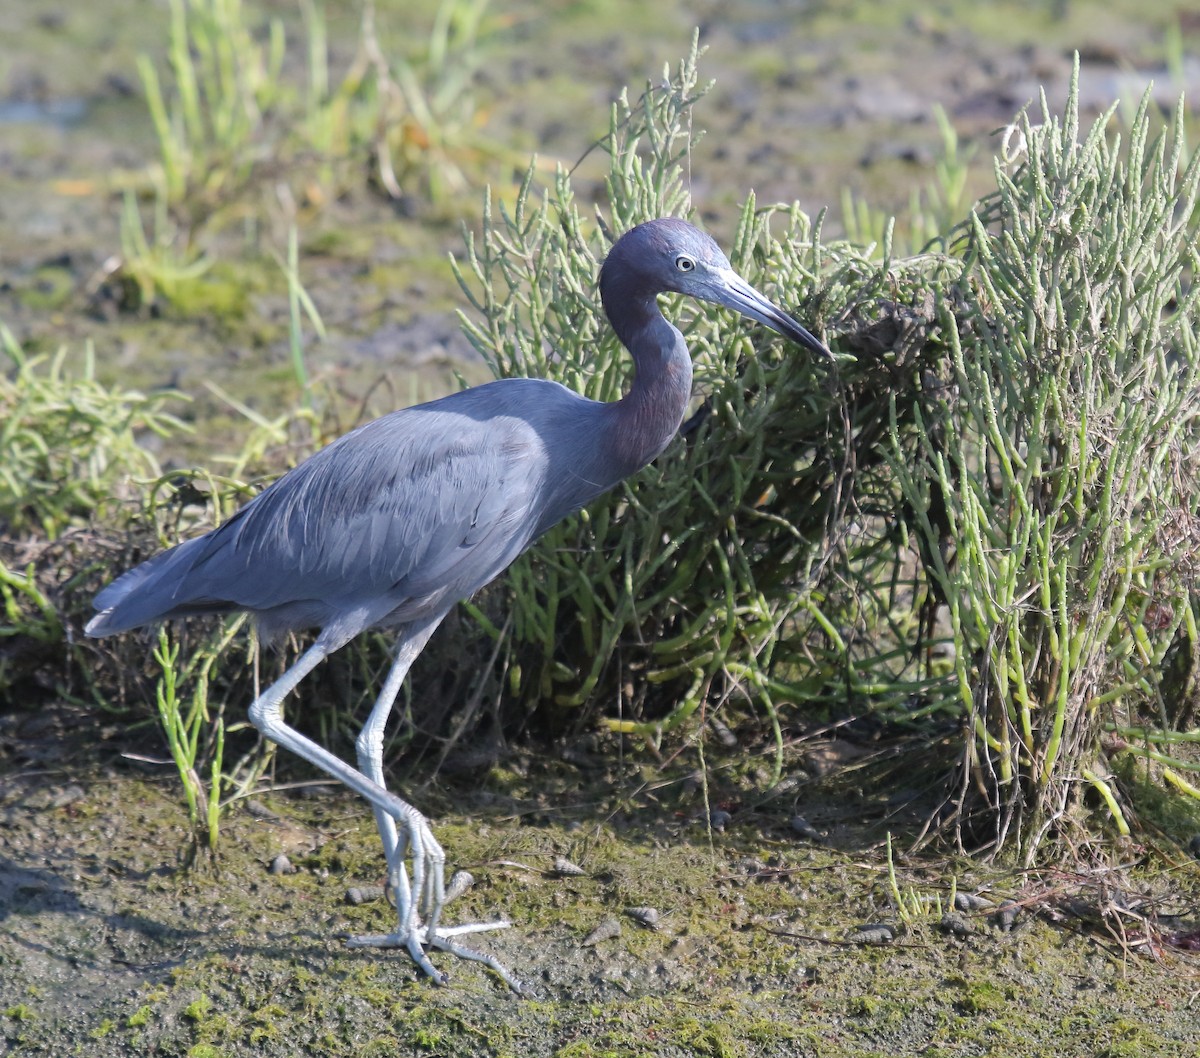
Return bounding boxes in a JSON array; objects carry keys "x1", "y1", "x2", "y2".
[{"x1": 85, "y1": 535, "x2": 220, "y2": 637}]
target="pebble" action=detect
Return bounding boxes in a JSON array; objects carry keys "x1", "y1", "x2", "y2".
[
  {"x1": 789, "y1": 815, "x2": 821, "y2": 841},
  {"x1": 994, "y1": 900, "x2": 1020, "y2": 932},
  {"x1": 345, "y1": 884, "x2": 386, "y2": 905},
  {"x1": 708, "y1": 716, "x2": 738, "y2": 748},
  {"x1": 268, "y1": 854, "x2": 294, "y2": 875},
  {"x1": 245, "y1": 800, "x2": 283, "y2": 821},
  {"x1": 708, "y1": 809, "x2": 732, "y2": 832},
  {"x1": 444, "y1": 870, "x2": 474, "y2": 903},
  {"x1": 939, "y1": 912, "x2": 972, "y2": 937},
  {"x1": 50, "y1": 784, "x2": 86, "y2": 809}
]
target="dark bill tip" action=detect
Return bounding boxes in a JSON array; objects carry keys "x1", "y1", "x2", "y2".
[{"x1": 713, "y1": 270, "x2": 833, "y2": 360}]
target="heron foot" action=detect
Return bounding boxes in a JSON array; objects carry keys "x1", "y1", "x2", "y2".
[{"x1": 345, "y1": 920, "x2": 522, "y2": 993}]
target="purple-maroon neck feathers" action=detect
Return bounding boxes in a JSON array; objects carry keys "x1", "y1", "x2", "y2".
[{"x1": 598, "y1": 229, "x2": 695, "y2": 477}]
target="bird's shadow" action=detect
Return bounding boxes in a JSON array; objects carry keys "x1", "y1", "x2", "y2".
[{"x1": 0, "y1": 845, "x2": 364, "y2": 983}]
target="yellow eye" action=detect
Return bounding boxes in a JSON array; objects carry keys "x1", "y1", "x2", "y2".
[{"x1": 675, "y1": 255, "x2": 695, "y2": 272}]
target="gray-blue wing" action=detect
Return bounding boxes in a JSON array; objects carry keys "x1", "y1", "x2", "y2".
[{"x1": 88, "y1": 393, "x2": 551, "y2": 638}]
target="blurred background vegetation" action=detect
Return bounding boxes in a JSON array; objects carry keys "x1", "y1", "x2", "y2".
[{"x1": 2, "y1": 0, "x2": 1200, "y2": 866}]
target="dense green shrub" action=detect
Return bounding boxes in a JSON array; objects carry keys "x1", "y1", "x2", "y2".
[
  {"x1": 457, "y1": 48, "x2": 1200, "y2": 857},
  {"x1": 891, "y1": 71, "x2": 1200, "y2": 859},
  {"x1": 0, "y1": 334, "x2": 184, "y2": 540}
]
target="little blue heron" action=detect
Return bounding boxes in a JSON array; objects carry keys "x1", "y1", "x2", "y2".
[{"x1": 86, "y1": 218, "x2": 831, "y2": 990}]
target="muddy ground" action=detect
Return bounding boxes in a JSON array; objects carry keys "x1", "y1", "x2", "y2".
[
  {"x1": 5, "y1": 700, "x2": 1200, "y2": 1057},
  {"x1": 3, "y1": 1, "x2": 1200, "y2": 1055}
]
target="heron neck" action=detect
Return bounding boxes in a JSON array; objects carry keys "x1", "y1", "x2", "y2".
[{"x1": 607, "y1": 296, "x2": 694, "y2": 476}]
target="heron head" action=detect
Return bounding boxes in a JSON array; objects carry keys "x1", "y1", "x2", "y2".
[{"x1": 600, "y1": 218, "x2": 832, "y2": 359}]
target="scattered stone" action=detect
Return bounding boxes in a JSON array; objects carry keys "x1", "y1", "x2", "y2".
[
  {"x1": 245, "y1": 800, "x2": 283, "y2": 821},
  {"x1": 708, "y1": 715, "x2": 738, "y2": 748},
  {"x1": 789, "y1": 815, "x2": 821, "y2": 841},
  {"x1": 444, "y1": 870, "x2": 474, "y2": 904},
  {"x1": 50, "y1": 784, "x2": 86, "y2": 809},
  {"x1": 345, "y1": 884, "x2": 386, "y2": 906},
  {"x1": 268, "y1": 854, "x2": 294, "y2": 876},
  {"x1": 994, "y1": 900, "x2": 1020, "y2": 932},
  {"x1": 954, "y1": 892, "x2": 993, "y2": 912},
  {"x1": 939, "y1": 912, "x2": 972, "y2": 938},
  {"x1": 709, "y1": 809, "x2": 733, "y2": 832}
]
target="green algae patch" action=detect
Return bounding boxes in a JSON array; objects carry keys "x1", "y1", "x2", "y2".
[
  {"x1": 14, "y1": 264, "x2": 75, "y2": 312},
  {"x1": 2, "y1": 758, "x2": 1199, "y2": 1057},
  {"x1": 161, "y1": 266, "x2": 251, "y2": 321},
  {"x1": 88, "y1": 1017, "x2": 117, "y2": 1039},
  {"x1": 126, "y1": 1004, "x2": 154, "y2": 1028}
]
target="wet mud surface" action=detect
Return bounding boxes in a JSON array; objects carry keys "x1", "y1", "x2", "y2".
[{"x1": 4, "y1": 705, "x2": 1200, "y2": 1056}]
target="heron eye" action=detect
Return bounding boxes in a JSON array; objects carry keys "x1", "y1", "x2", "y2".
[{"x1": 674, "y1": 254, "x2": 695, "y2": 272}]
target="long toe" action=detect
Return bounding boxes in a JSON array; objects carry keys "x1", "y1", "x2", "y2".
[
  {"x1": 427, "y1": 931, "x2": 523, "y2": 994},
  {"x1": 345, "y1": 928, "x2": 448, "y2": 985},
  {"x1": 345, "y1": 919, "x2": 519, "y2": 993}
]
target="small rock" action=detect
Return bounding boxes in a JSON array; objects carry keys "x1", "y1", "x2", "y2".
[
  {"x1": 939, "y1": 912, "x2": 972, "y2": 937},
  {"x1": 444, "y1": 870, "x2": 474, "y2": 904},
  {"x1": 954, "y1": 892, "x2": 992, "y2": 912},
  {"x1": 245, "y1": 800, "x2": 283, "y2": 821},
  {"x1": 345, "y1": 884, "x2": 386, "y2": 905},
  {"x1": 789, "y1": 815, "x2": 821, "y2": 841},
  {"x1": 994, "y1": 900, "x2": 1020, "y2": 932},
  {"x1": 50, "y1": 784, "x2": 86, "y2": 809},
  {"x1": 709, "y1": 809, "x2": 733, "y2": 832},
  {"x1": 268, "y1": 854, "x2": 294, "y2": 875},
  {"x1": 708, "y1": 716, "x2": 738, "y2": 748}
]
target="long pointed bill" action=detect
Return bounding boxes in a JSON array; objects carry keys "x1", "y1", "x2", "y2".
[{"x1": 710, "y1": 269, "x2": 832, "y2": 360}]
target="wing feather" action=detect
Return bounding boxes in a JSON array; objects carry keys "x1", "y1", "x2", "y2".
[
  {"x1": 86, "y1": 377, "x2": 609, "y2": 638},
  {"x1": 194, "y1": 407, "x2": 545, "y2": 614}
]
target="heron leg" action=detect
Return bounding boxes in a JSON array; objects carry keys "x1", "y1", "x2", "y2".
[
  {"x1": 349, "y1": 617, "x2": 518, "y2": 987},
  {"x1": 354, "y1": 616, "x2": 441, "y2": 931},
  {"x1": 246, "y1": 630, "x2": 518, "y2": 989}
]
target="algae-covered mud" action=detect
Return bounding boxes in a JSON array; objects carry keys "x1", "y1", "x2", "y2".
[
  {"x1": 3, "y1": 0, "x2": 1200, "y2": 1055},
  {"x1": 4, "y1": 703, "x2": 1200, "y2": 1057}
]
